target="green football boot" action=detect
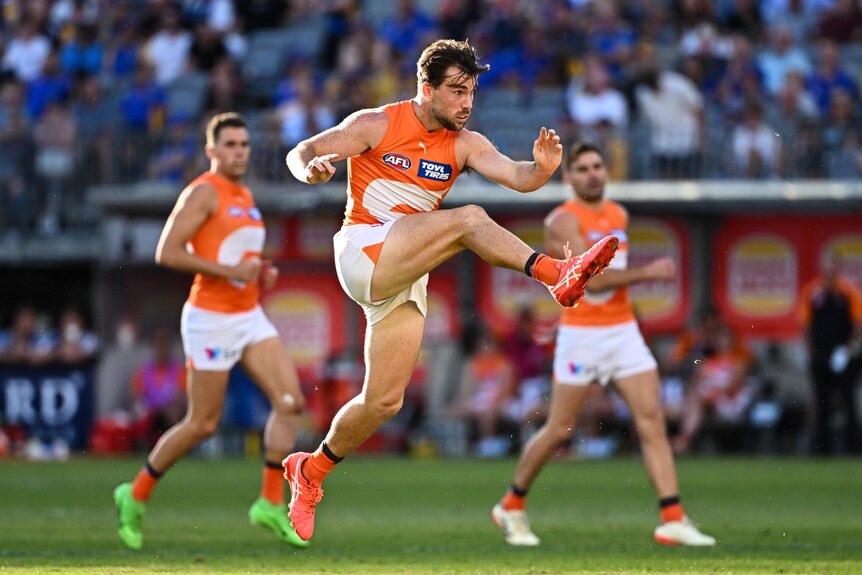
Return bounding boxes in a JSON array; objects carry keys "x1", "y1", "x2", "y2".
[
  {"x1": 249, "y1": 497, "x2": 310, "y2": 548},
  {"x1": 113, "y1": 483, "x2": 145, "y2": 550}
]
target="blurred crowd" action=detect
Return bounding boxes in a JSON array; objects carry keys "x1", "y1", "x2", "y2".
[{"x1": 1, "y1": 0, "x2": 862, "y2": 236}]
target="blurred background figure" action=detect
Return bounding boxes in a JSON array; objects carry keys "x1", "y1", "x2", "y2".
[
  {"x1": 451, "y1": 325, "x2": 516, "y2": 458},
  {"x1": 798, "y1": 251, "x2": 862, "y2": 455},
  {"x1": 130, "y1": 328, "x2": 186, "y2": 451},
  {"x1": 54, "y1": 306, "x2": 99, "y2": 364},
  {"x1": 0, "y1": 305, "x2": 56, "y2": 365}
]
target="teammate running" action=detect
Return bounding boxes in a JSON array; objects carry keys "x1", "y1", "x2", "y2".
[
  {"x1": 492, "y1": 142, "x2": 715, "y2": 547},
  {"x1": 282, "y1": 39, "x2": 618, "y2": 542},
  {"x1": 113, "y1": 112, "x2": 308, "y2": 549}
]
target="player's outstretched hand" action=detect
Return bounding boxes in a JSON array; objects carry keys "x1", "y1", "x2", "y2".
[
  {"x1": 304, "y1": 153, "x2": 338, "y2": 184},
  {"x1": 532, "y1": 127, "x2": 563, "y2": 175},
  {"x1": 644, "y1": 257, "x2": 677, "y2": 281},
  {"x1": 260, "y1": 259, "x2": 278, "y2": 289}
]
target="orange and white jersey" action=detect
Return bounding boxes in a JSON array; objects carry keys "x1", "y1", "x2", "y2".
[
  {"x1": 557, "y1": 199, "x2": 634, "y2": 327},
  {"x1": 186, "y1": 171, "x2": 264, "y2": 314},
  {"x1": 343, "y1": 100, "x2": 461, "y2": 226}
]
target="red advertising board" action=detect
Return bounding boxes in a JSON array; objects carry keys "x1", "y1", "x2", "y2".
[
  {"x1": 260, "y1": 273, "x2": 349, "y2": 377},
  {"x1": 711, "y1": 215, "x2": 862, "y2": 339}
]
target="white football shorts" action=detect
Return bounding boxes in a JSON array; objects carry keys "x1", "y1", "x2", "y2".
[
  {"x1": 553, "y1": 320, "x2": 657, "y2": 386},
  {"x1": 181, "y1": 302, "x2": 278, "y2": 371},
  {"x1": 333, "y1": 221, "x2": 428, "y2": 325}
]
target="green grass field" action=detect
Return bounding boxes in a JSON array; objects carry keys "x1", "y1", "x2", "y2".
[{"x1": 1, "y1": 456, "x2": 860, "y2": 574}]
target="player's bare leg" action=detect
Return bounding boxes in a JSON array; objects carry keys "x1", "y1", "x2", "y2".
[
  {"x1": 242, "y1": 337, "x2": 308, "y2": 547},
  {"x1": 149, "y1": 369, "x2": 231, "y2": 472},
  {"x1": 284, "y1": 302, "x2": 424, "y2": 540},
  {"x1": 614, "y1": 370, "x2": 678, "y2": 499},
  {"x1": 325, "y1": 302, "x2": 424, "y2": 454},
  {"x1": 493, "y1": 383, "x2": 591, "y2": 546},
  {"x1": 615, "y1": 370, "x2": 715, "y2": 546},
  {"x1": 372, "y1": 206, "x2": 617, "y2": 306},
  {"x1": 370, "y1": 206, "x2": 537, "y2": 301},
  {"x1": 241, "y1": 337, "x2": 305, "y2": 460},
  {"x1": 115, "y1": 369, "x2": 229, "y2": 550},
  {"x1": 511, "y1": 383, "x2": 592, "y2": 492}
]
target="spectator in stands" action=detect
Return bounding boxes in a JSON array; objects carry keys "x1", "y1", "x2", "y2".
[
  {"x1": 635, "y1": 64, "x2": 704, "y2": 179},
  {"x1": 189, "y1": 21, "x2": 229, "y2": 73},
  {"x1": 55, "y1": 307, "x2": 99, "y2": 364},
  {"x1": 566, "y1": 55, "x2": 628, "y2": 133},
  {"x1": 143, "y1": 7, "x2": 192, "y2": 86},
  {"x1": 96, "y1": 316, "x2": 149, "y2": 417},
  {"x1": 277, "y1": 73, "x2": 336, "y2": 147},
  {"x1": 26, "y1": 51, "x2": 72, "y2": 120},
  {"x1": 451, "y1": 327, "x2": 516, "y2": 458},
  {"x1": 0, "y1": 305, "x2": 56, "y2": 365},
  {"x1": 713, "y1": 35, "x2": 764, "y2": 118},
  {"x1": 0, "y1": 80, "x2": 32, "y2": 238},
  {"x1": 120, "y1": 62, "x2": 167, "y2": 133},
  {"x1": 33, "y1": 97, "x2": 78, "y2": 234},
  {"x1": 73, "y1": 75, "x2": 115, "y2": 186},
  {"x1": 205, "y1": 57, "x2": 243, "y2": 113},
  {"x1": 588, "y1": 0, "x2": 637, "y2": 83},
  {"x1": 806, "y1": 40, "x2": 859, "y2": 117},
  {"x1": 815, "y1": 0, "x2": 862, "y2": 43},
  {"x1": 729, "y1": 99, "x2": 782, "y2": 178},
  {"x1": 378, "y1": 0, "x2": 436, "y2": 60},
  {"x1": 798, "y1": 250, "x2": 862, "y2": 454},
  {"x1": 59, "y1": 23, "x2": 103, "y2": 77},
  {"x1": 147, "y1": 115, "x2": 199, "y2": 184},
  {"x1": 665, "y1": 304, "x2": 752, "y2": 380},
  {"x1": 758, "y1": 24, "x2": 811, "y2": 95},
  {"x1": 822, "y1": 87, "x2": 861, "y2": 155},
  {"x1": 722, "y1": 0, "x2": 764, "y2": 41},
  {"x1": 1, "y1": 16, "x2": 52, "y2": 82},
  {"x1": 672, "y1": 326, "x2": 754, "y2": 453},
  {"x1": 131, "y1": 328, "x2": 186, "y2": 451},
  {"x1": 105, "y1": 20, "x2": 141, "y2": 80},
  {"x1": 761, "y1": 0, "x2": 831, "y2": 40},
  {"x1": 236, "y1": 0, "x2": 290, "y2": 31}
]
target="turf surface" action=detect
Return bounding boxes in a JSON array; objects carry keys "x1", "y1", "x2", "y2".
[{"x1": 1, "y1": 456, "x2": 860, "y2": 574}]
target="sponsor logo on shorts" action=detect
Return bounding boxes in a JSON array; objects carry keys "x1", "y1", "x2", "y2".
[
  {"x1": 204, "y1": 346, "x2": 240, "y2": 361},
  {"x1": 417, "y1": 160, "x2": 452, "y2": 181},
  {"x1": 383, "y1": 153, "x2": 412, "y2": 171},
  {"x1": 568, "y1": 362, "x2": 598, "y2": 376}
]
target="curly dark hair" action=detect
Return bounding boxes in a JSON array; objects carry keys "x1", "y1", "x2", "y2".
[{"x1": 416, "y1": 39, "x2": 490, "y2": 88}]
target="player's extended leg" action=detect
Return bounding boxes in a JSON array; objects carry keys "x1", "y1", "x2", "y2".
[
  {"x1": 493, "y1": 382, "x2": 592, "y2": 546},
  {"x1": 241, "y1": 337, "x2": 309, "y2": 547},
  {"x1": 284, "y1": 302, "x2": 425, "y2": 541},
  {"x1": 614, "y1": 369, "x2": 716, "y2": 546},
  {"x1": 114, "y1": 369, "x2": 230, "y2": 550},
  {"x1": 370, "y1": 206, "x2": 617, "y2": 306}
]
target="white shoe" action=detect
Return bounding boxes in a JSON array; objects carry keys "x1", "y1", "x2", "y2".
[
  {"x1": 492, "y1": 504, "x2": 540, "y2": 546},
  {"x1": 654, "y1": 517, "x2": 716, "y2": 546}
]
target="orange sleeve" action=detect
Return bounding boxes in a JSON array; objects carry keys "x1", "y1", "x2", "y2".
[{"x1": 840, "y1": 280, "x2": 862, "y2": 323}]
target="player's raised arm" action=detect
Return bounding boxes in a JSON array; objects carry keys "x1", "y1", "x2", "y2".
[
  {"x1": 155, "y1": 182, "x2": 259, "y2": 283},
  {"x1": 286, "y1": 108, "x2": 389, "y2": 184},
  {"x1": 460, "y1": 126, "x2": 563, "y2": 193}
]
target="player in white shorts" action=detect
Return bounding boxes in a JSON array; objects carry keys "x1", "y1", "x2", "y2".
[
  {"x1": 113, "y1": 113, "x2": 307, "y2": 551},
  {"x1": 493, "y1": 142, "x2": 716, "y2": 548}
]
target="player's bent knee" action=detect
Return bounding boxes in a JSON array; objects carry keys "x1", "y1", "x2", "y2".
[
  {"x1": 188, "y1": 418, "x2": 221, "y2": 440},
  {"x1": 456, "y1": 204, "x2": 490, "y2": 230},
  {"x1": 367, "y1": 395, "x2": 404, "y2": 422},
  {"x1": 272, "y1": 391, "x2": 305, "y2": 416}
]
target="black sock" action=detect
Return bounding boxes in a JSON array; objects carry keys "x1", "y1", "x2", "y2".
[
  {"x1": 321, "y1": 442, "x2": 344, "y2": 463},
  {"x1": 524, "y1": 252, "x2": 542, "y2": 277},
  {"x1": 659, "y1": 495, "x2": 680, "y2": 509},
  {"x1": 264, "y1": 460, "x2": 283, "y2": 470},
  {"x1": 145, "y1": 461, "x2": 164, "y2": 479},
  {"x1": 510, "y1": 484, "x2": 528, "y2": 497}
]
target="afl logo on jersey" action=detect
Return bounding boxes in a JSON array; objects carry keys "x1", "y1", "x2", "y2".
[
  {"x1": 227, "y1": 206, "x2": 244, "y2": 217},
  {"x1": 383, "y1": 153, "x2": 412, "y2": 171}
]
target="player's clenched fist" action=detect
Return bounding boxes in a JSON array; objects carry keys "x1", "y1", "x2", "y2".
[{"x1": 304, "y1": 153, "x2": 338, "y2": 184}]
